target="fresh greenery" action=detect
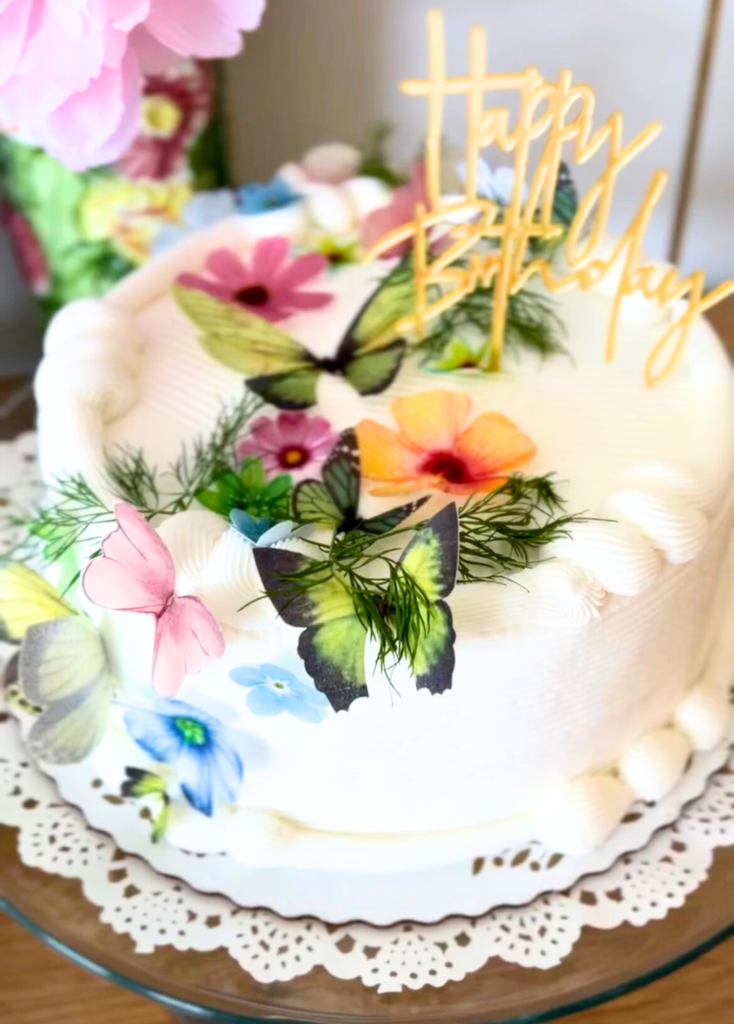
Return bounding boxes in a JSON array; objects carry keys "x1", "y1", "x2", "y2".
[
  {"x1": 11, "y1": 390, "x2": 263, "y2": 565},
  {"x1": 196, "y1": 457, "x2": 292, "y2": 520},
  {"x1": 457, "y1": 475, "x2": 583, "y2": 583},
  {"x1": 417, "y1": 283, "x2": 566, "y2": 368},
  {"x1": 280, "y1": 474, "x2": 586, "y2": 673},
  {"x1": 359, "y1": 123, "x2": 409, "y2": 188}
]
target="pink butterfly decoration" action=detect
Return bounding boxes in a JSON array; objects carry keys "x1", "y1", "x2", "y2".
[{"x1": 83, "y1": 503, "x2": 225, "y2": 697}]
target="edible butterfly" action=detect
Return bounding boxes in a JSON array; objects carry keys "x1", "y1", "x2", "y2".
[
  {"x1": 293, "y1": 428, "x2": 429, "y2": 535},
  {"x1": 173, "y1": 265, "x2": 415, "y2": 410},
  {"x1": 552, "y1": 161, "x2": 579, "y2": 227},
  {"x1": 254, "y1": 503, "x2": 459, "y2": 712},
  {"x1": 0, "y1": 561, "x2": 74, "y2": 641},
  {"x1": 21, "y1": 614, "x2": 116, "y2": 765},
  {"x1": 82, "y1": 503, "x2": 225, "y2": 697},
  {"x1": 0, "y1": 562, "x2": 116, "y2": 765}
]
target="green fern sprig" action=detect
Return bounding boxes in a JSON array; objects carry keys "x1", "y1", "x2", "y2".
[{"x1": 10, "y1": 390, "x2": 263, "y2": 565}]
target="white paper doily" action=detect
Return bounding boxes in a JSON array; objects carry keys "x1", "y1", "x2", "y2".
[{"x1": 1, "y1": 432, "x2": 733, "y2": 992}]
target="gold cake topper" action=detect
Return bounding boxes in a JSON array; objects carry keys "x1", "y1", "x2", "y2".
[{"x1": 366, "y1": 9, "x2": 734, "y2": 385}]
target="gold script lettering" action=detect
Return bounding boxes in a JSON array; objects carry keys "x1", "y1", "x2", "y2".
[{"x1": 365, "y1": 9, "x2": 734, "y2": 386}]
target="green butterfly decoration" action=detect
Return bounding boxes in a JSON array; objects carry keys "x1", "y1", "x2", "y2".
[
  {"x1": 173, "y1": 267, "x2": 415, "y2": 410},
  {"x1": 293, "y1": 428, "x2": 428, "y2": 535},
  {"x1": 121, "y1": 767, "x2": 170, "y2": 843},
  {"x1": 254, "y1": 504, "x2": 459, "y2": 712},
  {"x1": 552, "y1": 161, "x2": 579, "y2": 227},
  {"x1": 196, "y1": 456, "x2": 292, "y2": 520}
]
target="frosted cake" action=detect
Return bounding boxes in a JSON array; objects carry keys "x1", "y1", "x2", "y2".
[{"x1": 3, "y1": 13, "x2": 734, "y2": 875}]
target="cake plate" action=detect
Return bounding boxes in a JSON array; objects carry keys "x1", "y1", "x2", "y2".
[{"x1": 0, "y1": 816, "x2": 731, "y2": 1024}]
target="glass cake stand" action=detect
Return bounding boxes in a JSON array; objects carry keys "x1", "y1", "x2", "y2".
[{"x1": 0, "y1": 822, "x2": 731, "y2": 1024}]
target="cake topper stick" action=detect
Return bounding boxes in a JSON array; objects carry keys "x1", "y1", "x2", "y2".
[{"x1": 366, "y1": 9, "x2": 734, "y2": 386}]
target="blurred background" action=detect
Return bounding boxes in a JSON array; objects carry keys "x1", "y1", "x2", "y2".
[{"x1": 1, "y1": 0, "x2": 732, "y2": 375}]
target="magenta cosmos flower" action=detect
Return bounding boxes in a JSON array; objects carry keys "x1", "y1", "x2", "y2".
[
  {"x1": 237, "y1": 412, "x2": 337, "y2": 478},
  {"x1": 177, "y1": 238, "x2": 333, "y2": 322}
]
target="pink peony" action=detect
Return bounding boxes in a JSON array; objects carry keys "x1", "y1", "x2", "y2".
[
  {"x1": 0, "y1": 0, "x2": 266, "y2": 171},
  {"x1": 237, "y1": 412, "x2": 337, "y2": 478},
  {"x1": 177, "y1": 238, "x2": 333, "y2": 322}
]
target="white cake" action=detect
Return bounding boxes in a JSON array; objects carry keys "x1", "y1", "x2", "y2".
[{"x1": 17, "y1": 201, "x2": 732, "y2": 873}]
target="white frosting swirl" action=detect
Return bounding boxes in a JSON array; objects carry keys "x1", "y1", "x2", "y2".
[
  {"x1": 36, "y1": 299, "x2": 145, "y2": 428},
  {"x1": 156, "y1": 510, "x2": 228, "y2": 596},
  {"x1": 623, "y1": 461, "x2": 717, "y2": 514},
  {"x1": 453, "y1": 561, "x2": 606, "y2": 631},
  {"x1": 601, "y1": 489, "x2": 709, "y2": 565},
  {"x1": 546, "y1": 521, "x2": 661, "y2": 597},
  {"x1": 532, "y1": 774, "x2": 634, "y2": 856},
  {"x1": 619, "y1": 727, "x2": 691, "y2": 802},
  {"x1": 198, "y1": 525, "x2": 275, "y2": 630},
  {"x1": 674, "y1": 684, "x2": 730, "y2": 752}
]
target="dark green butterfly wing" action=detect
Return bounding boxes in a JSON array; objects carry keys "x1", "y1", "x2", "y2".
[
  {"x1": 293, "y1": 429, "x2": 360, "y2": 530},
  {"x1": 247, "y1": 368, "x2": 321, "y2": 410},
  {"x1": 410, "y1": 603, "x2": 456, "y2": 695},
  {"x1": 321, "y1": 429, "x2": 360, "y2": 524},
  {"x1": 349, "y1": 266, "x2": 416, "y2": 350},
  {"x1": 292, "y1": 480, "x2": 344, "y2": 529},
  {"x1": 399, "y1": 503, "x2": 459, "y2": 694},
  {"x1": 330, "y1": 264, "x2": 415, "y2": 396},
  {"x1": 400, "y1": 503, "x2": 459, "y2": 601},
  {"x1": 253, "y1": 547, "x2": 367, "y2": 710},
  {"x1": 552, "y1": 161, "x2": 578, "y2": 227},
  {"x1": 342, "y1": 340, "x2": 407, "y2": 397},
  {"x1": 253, "y1": 548, "x2": 354, "y2": 627},
  {"x1": 299, "y1": 618, "x2": 368, "y2": 712},
  {"x1": 360, "y1": 494, "x2": 430, "y2": 537}
]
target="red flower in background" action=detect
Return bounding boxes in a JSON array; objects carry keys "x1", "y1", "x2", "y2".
[
  {"x1": 1, "y1": 201, "x2": 49, "y2": 295},
  {"x1": 117, "y1": 61, "x2": 215, "y2": 182}
]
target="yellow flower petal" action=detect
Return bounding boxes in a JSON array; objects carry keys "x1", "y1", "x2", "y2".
[
  {"x1": 391, "y1": 390, "x2": 472, "y2": 453},
  {"x1": 356, "y1": 419, "x2": 422, "y2": 482},
  {"x1": 455, "y1": 412, "x2": 537, "y2": 478}
]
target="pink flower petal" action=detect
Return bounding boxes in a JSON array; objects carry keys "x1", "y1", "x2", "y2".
[
  {"x1": 249, "y1": 417, "x2": 286, "y2": 449},
  {"x1": 255, "y1": 301, "x2": 291, "y2": 323},
  {"x1": 144, "y1": 0, "x2": 251, "y2": 59},
  {"x1": 274, "y1": 251, "x2": 329, "y2": 291},
  {"x1": 0, "y1": 0, "x2": 34, "y2": 90},
  {"x1": 251, "y1": 236, "x2": 290, "y2": 282},
  {"x1": 273, "y1": 412, "x2": 309, "y2": 445},
  {"x1": 280, "y1": 291, "x2": 333, "y2": 311},
  {"x1": 44, "y1": 48, "x2": 141, "y2": 171},
  {"x1": 176, "y1": 273, "x2": 235, "y2": 303},
  {"x1": 129, "y1": 24, "x2": 181, "y2": 74},
  {"x1": 205, "y1": 247, "x2": 249, "y2": 288}
]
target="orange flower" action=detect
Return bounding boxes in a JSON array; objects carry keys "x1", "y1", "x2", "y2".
[{"x1": 356, "y1": 390, "x2": 536, "y2": 496}]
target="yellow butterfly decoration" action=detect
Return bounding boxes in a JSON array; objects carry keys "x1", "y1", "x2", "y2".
[{"x1": 0, "y1": 562, "x2": 116, "y2": 765}]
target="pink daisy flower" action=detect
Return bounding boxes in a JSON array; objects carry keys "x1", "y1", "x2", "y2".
[
  {"x1": 177, "y1": 237, "x2": 333, "y2": 322},
  {"x1": 237, "y1": 413, "x2": 337, "y2": 478}
]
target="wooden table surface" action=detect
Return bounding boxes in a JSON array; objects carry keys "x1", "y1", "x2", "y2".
[{"x1": 1, "y1": 301, "x2": 734, "y2": 1023}]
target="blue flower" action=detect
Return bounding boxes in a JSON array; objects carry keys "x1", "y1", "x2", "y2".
[
  {"x1": 153, "y1": 189, "x2": 237, "y2": 255},
  {"x1": 123, "y1": 700, "x2": 243, "y2": 817},
  {"x1": 230, "y1": 509, "x2": 295, "y2": 546},
  {"x1": 457, "y1": 159, "x2": 528, "y2": 208},
  {"x1": 236, "y1": 177, "x2": 301, "y2": 215},
  {"x1": 229, "y1": 664, "x2": 330, "y2": 724}
]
